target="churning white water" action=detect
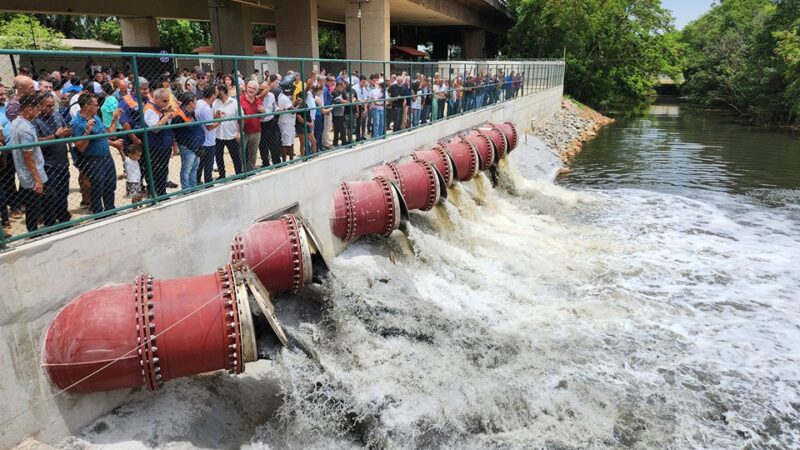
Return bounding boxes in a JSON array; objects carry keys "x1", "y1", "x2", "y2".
[{"x1": 61, "y1": 147, "x2": 800, "y2": 449}]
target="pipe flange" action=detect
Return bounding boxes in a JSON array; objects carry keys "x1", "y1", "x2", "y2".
[
  {"x1": 504, "y1": 121, "x2": 518, "y2": 150},
  {"x1": 374, "y1": 176, "x2": 396, "y2": 237},
  {"x1": 432, "y1": 145, "x2": 452, "y2": 186},
  {"x1": 230, "y1": 234, "x2": 245, "y2": 265},
  {"x1": 473, "y1": 128, "x2": 498, "y2": 165},
  {"x1": 219, "y1": 265, "x2": 243, "y2": 374},
  {"x1": 486, "y1": 123, "x2": 508, "y2": 158},
  {"x1": 340, "y1": 181, "x2": 357, "y2": 241},
  {"x1": 280, "y1": 213, "x2": 304, "y2": 294},
  {"x1": 135, "y1": 274, "x2": 160, "y2": 390},
  {"x1": 385, "y1": 162, "x2": 405, "y2": 197},
  {"x1": 416, "y1": 160, "x2": 438, "y2": 211}
]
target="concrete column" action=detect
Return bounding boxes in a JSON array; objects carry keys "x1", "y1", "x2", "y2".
[
  {"x1": 119, "y1": 17, "x2": 160, "y2": 48},
  {"x1": 208, "y1": 0, "x2": 254, "y2": 75},
  {"x1": 274, "y1": 0, "x2": 319, "y2": 75},
  {"x1": 345, "y1": 0, "x2": 390, "y2": 76},
  {"x1": 463, "y1": 28, "x2": 485, "y2": 59}
]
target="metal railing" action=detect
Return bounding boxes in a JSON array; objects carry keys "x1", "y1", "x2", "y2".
[{"x1": 0, "y1": 49, "x2": 565, "y2": 249}]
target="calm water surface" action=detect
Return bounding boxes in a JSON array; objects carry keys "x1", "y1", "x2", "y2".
[{"x1": 561, "y1": 104, "x2": 800, "y2": 200}]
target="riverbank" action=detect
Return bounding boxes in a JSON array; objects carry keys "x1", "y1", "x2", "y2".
[{"x1": 531, "y1": 98, "x2": 613, "y2": 170}]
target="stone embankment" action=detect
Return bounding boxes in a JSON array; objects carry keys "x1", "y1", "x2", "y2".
[{"x1": 530, "y1": 99, "x2": 613, "y2": 171}]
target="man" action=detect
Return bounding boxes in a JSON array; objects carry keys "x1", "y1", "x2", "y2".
[
  {"x1": 276, "y1": 77, "x2": 296, "y2": 163},
  {"x1": 240, "y1": 80, "x2": 264, "y2": 171},
  {"x1": 331, "y1": 81, "x2": 350, "y2": 147},
  {"x1": 0, "y1": 84, "x2": 16, "y2": 232},
  {"x1": 92, "y1": 71, "x2": 105, "y2": 95},
  {"x1": 8, "y1": 93, "x2": 48, "y2": 232},
  {"x1": 387, "y1": 75, "x2": 405, "y2": 133},
  {"x1": 39, "y1": 79, "x2": 60, "y2": 109},
  {"x1": 351, "y1": 76, "x2": 368, "y2": 141},
  {"x1": 258, "y1": 75, "x2": 281, "y2": 167},
  {"x1": 321, "y1": 76, "x2": 335, "y2": 149},
  {"x1": 194, "y1": 85, "x2": 220, "y2": 185},
  {"x1": 118, "y1": 78, "x2": 149, "y2": 147},
  {"x1": 368, "y1": 76, "x2": 385, "y2": 138},
  {"x1": 212, "y1": 85, "x2": 241, "y2": 177},
  {"x1": 71, "y1": 94, "x2": 124, "y2": 213},
  {"x1": 5, "y1": 75, "x2": 36, "y2": 122},
  {"x1": 143, "y1": 88, "x2": 178, "y2": 196},
  {"x1": 34, "y1": 94, "x2": 72, "y2": 224}
]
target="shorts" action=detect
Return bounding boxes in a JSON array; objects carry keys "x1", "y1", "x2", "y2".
[
  {"x1": 125, "y1": 181, "x2": 142, "y2": 198},
  {"x1": 295, "y1": 121, "x2": 311, "y2": 136}
]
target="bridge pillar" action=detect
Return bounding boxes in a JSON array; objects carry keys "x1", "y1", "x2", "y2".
[
  {"x1": 208, "y1": 0, "x2": 254, "y2": 76},
  {"x1": 463, "y1": 28, "x2": 485, "y2": 59},
  {"x1": 120, "y1": 17, "x2": 160, "y2": 48},
  {"x1": 274, "y1": 0, "x2": 319, "y2": 75},
  {"x1": 345, "y1": 0, "x2": 390, "y2": 76}
]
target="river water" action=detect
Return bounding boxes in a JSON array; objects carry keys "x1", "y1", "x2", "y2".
[{"x1": 63, "y1": 104, "x2": 800, "y2": 449}]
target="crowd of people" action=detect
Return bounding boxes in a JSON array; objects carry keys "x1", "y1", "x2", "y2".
[{"x1": 0, "y1": 62, "x2": 526, "y2": 239}]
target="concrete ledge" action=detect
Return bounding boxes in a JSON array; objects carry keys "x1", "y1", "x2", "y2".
[{"x1": 0, "y1": 86, "x2": 562, "y2": 448}]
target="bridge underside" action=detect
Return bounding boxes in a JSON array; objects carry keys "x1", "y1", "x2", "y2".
[{"x1": 2, "y1": 0, "x2": 510, "y2": 62}]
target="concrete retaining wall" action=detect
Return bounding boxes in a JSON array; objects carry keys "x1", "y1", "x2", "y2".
[{"x1": 0, "y1": 86, "x2": 563, "y2": 448}]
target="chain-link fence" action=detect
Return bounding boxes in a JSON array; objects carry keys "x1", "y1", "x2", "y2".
[{"x1": 0, "y1": 49, "x2": 565, "y2": 249}]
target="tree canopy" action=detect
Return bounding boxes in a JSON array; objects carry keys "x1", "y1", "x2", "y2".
[
  {"x1": 504, "y1": 0, "x2": 682, "y2": 109},
  {"x1": 680, "y1": 0, "x2": 799, "y2": 125},
  {"x1": 0, "y1": 14, "x2": 69, "y2": 50}
]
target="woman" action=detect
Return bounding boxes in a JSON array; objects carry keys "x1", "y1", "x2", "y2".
[
  {"x1": 171, "y1": 92, "x2": 205, "y2": 190},
  {"x1": 296, "y1": 90, "x2": 316, "y2": 156}
]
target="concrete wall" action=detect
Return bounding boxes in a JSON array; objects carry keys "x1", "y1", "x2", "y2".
[{"x1": 0, "y1": 85, "x2": 563, "y2": 448}]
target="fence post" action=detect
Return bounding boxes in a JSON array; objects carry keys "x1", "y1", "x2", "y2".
[
  {"x1": 131, "y1": 55, "x2": 158, "y2": 203},
  {"x1": 347, "y1": 59, "x2": 353, "y2": 145},
  {"x1": 383, "y1": 62, "x2": 388, "y2": 137},
  {"x1": 233, "y1": 58, "x2": 247, "y2": 173},
  {"x1": 300, "y1": 59, "x2": 307, "y2": 156}
]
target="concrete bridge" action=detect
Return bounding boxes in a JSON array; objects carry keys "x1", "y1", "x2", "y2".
[{"x1": 2, "y1": 0, "x2": 512, "y2": 63}]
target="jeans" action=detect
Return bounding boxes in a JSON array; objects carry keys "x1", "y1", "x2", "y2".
[
  {"x1": 355, "y1": 107, "x2": 367, "y2": 140},
  {"x1": 0, "y1": 183, "x2": 8, "y2": 225},
  {"x1": 260, "y1": 120, "x2": 280, "y2": 167},
  {"x1": 332, "y1": 115, "x2": 348, "y2": 147},
  {"x1": 197, "y1": 145, "x2": 215, "y2": 185},
  {"x1": 84, "y1": 154, "x2": 116, "y2": 212},
  {"x1": 215, "y1": 138, "x2": 242, "y2": 178},
  {"x1": 421, "y1": 105, "x2": 430, "y2": 124},
  {"x1": 0, "y1": 154, "x2": 20, "y2": 212},
  {"x1": 150, "y1": 147, "x2": 172, "y2": 197},
  {"x1": 313, "y1": 115, "x2": 324, "y2": 150},
  {"x1": 411, "y1": 108, "x2": 421, "y2": 127},
  {"x1": 179, "y1": 145, "x2": 200, "y2": 190},
  {"x1": 389, "y1": 107, "x2": 402, "y2": 133},
  {"x1": 44, "y1": 163, "x2": 70, "y2": 223},
  {"x1": 371, "y1": 109, "x2": 385, "y2": 137}
]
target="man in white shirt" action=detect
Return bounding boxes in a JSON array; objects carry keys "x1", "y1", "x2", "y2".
[
  {"x1": 211, "y1": 85, "x2": 242, "y2": 177},
  {"x1": 368, "y1": 77, "x2": 385, "y2": 138},
  {"x1": 194, "y1": 85, "x2": 220, "y2": 184}
]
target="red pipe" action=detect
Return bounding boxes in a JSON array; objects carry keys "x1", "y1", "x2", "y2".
[
  {"x1": 463, "y1": 129, "x2": 496, "y2": 169},
  {"x1": 412, "y1": 146, "x2": 454, "y2": 187},
  {"x1": 477, "y1": 124, "x2": 508, "y2": 160},
  {"x1": 330, "y1": 176, "x2": 401, "y2": 241},
  {"x1": 373, "y1": 161, "x2": 440, "y2": 211},
  {"x1": 42, "y1": 265, "x2": 256, "y2": 393},
  {"x1": 230, "y1": 214, "x2": 311, "y2": 294},
  {"x1": 440, "y1": 139, "x2": 479, "y2": 181},
  {"x1": 495, "y1": 121, "x2": 519, "y2": 152}
]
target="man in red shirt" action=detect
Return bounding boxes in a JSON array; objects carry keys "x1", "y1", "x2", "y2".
[{"x1": 240, "y1": 80, "x2": 264, "y2": 171}]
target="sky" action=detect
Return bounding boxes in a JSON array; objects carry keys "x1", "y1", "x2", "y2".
[{"x1": 661, "y1": 0, "x2": 716, "y2": 29}]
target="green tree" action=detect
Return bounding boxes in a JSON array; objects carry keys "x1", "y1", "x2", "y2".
[
  {"x1": 681, "y1": 0, "x2": 799, "y2": 125},
  {"x1": 157, "y1": 19, "x2": 211, "y2": 54},
  {"x1": 504, "y1": 0, "x2": 682, "y2": 109},
  {"x1": 0, "y1": 14, "x2": 68, "y2": 50},
  {"x1": 319, "y1": 28, "x2": 344, "y2": 59}
]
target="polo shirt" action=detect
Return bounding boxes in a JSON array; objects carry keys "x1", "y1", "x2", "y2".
[
  {"x1": 70, "y1": 114, "x2": 111, "y2": 157},
  {"x1": 239, "y1": 94, "x2": 262, "y2": 134}
]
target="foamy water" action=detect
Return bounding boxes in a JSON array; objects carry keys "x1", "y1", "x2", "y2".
[{"x1": 61, "y1": 155, "x2": 800, "y2": 449}]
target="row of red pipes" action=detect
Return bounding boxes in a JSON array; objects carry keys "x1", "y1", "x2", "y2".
[{"x1": 42, "y1": 121, "x2": 518, "y2": 393}]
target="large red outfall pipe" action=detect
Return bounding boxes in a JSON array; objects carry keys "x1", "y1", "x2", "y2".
[
  {"x1": 231, "y1": 214, "x2": 312, "y2": 294},
  {"x1": 373, "y1": 161, "x2": 440, "y2": 211},
  {"x1": 42, "y1": 265, "x2": 256, "y2": 393},
  {"x1": 330, "y1": 176, "x2": 401, "y2": 241},
  {"x1": 495, "y1": 121, "x2": 519, "y2": 152},
  {"x1": 440, "y1": 139, "x2": 479, "y2": 181},
  {"x1": 412, "y1": 146, "x2": 454, "y2": 187},
  {"x1": 463, "y1": 129, "x2": 496, "y2": 169},
  {"x1": 476, "y1": 124, "x2": 508, "y2": 160}
]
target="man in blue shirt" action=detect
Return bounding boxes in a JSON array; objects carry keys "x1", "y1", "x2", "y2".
[{"x1": 71, "y1": 94, "x2": 122, "y2": 213}]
